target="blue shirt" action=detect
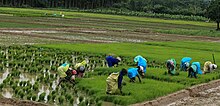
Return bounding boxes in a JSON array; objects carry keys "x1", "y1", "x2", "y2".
[
  {"x1": 106, "y1": 56, "x2": 120, "y2": 67},
  {"x1": 128, "y1": 68, "x2": 139, "y2": 79},
  {"x1": 136, "y1": 56, "x2": 147, "y2": 73},
  {"x1": 192, "y1": 62, "x2": 202, "y2": 74},
  {"x1": 180, "y1": 57, "x2": 192, "y2": 71}
]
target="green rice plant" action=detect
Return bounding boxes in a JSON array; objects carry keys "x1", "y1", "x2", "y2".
[
  {"x1": 76, "y1": 75, "x2": 185, "y2": 105},
  {"x1": 39, "y1": 92, "x2": 46, "y2": 102},
  {"x1": 32, "y1": 95, "x2": 37, "y2": 101},
  {"x1": 58, "y1": 96, "x2": 65, "y2": 104},
  {"x1": 52, "y1": 95, "x2": 56, "y2": 101},
  {"x1": 47, "y1": 94, "x2": 51, "y2": 102},
  {"x1": 79, "y1": 96, "x2": 84, "y2": 102},
  {"x1": 66, "y1": 93, "x2": 72, "y2": 101},
  {"x1": 12, "y1": 84, "x2": 17, "y2": 90},
  {"x1": 18, "y1": 90, "x2": 25, "y2": 99},
  {"x1": 89, "y1": 98, "x2": 95, "y2": 105},
  {"x1": 96, "y1": 101, "x2": 102, "y2": 106},
  {"x1": 0, "y1": 84, "x2": 3, "y2": 91},
  {"x1": 69, "y1": 97, "x2": 74, "y2": 104},
  {"x1": 33, "y1": 83, "x2": 39, "y2": 91},
  {"x1": 27, "y1": 94, "x2": 32, "y2": 100}
]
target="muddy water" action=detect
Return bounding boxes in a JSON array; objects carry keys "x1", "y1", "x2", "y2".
[
  {"x1": 52, "y1": 81, "x2": 57, "y2": 91},
  {"x1": 168, "y1": 86, "x2": 220, "y2": 106},
  {"x1": 19, "y1": 74, "x2": 29, "y2": 82},
  {"x1": 2, "y1": 89, "x2": 13, "y2": 98},
  {"x1": 37, "y1": 85, "x2": 45, "y2": 101},
  {"x1": 0, "y1": 69, "x2": 9, "y2": 84},
  {"x1": 45, "y1": 88, "x2": 50, "y2": 103}
]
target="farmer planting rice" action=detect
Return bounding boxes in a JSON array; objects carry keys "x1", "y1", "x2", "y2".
[
  {"x1": 134, "y1": 55, "x2": 147, "y2": 76},
  {"x1": 203, "y1": 61, "x2": 217, "y2": 74},
  {"x1": 106, "y1": 68, "x2": 127, "y2": 94},
  {"x1": 106, "y1": 55, "x2": 121, "y2": 67},
  {"x1": 74, "y1": 60, "x2": 88, "y2": 77},
  {"x1": 180, "y1": 57, "x2": 192, "y2": 71},
  {"x1": 166, "y1": 58, "x2": 177, "y2": 75},
  {"x1": 127, "y1": 67, "x2": 142, "y2": 83},
  {"x1": 57, "y1": 63, "x2": 77, "y2": 86},
  {"x1": 188, "y1": 62, "x2": 202, "y2": 78}
]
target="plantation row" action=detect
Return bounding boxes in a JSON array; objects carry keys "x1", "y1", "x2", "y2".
[
  {"x1": 79, "y1": 9, "x2": 208, "y2": 21},
  {"x1": 0, "y1": 45, "x2": 116, "y2": 105},
  {"x1": 0, "y1": 45, "x2": 220, "y2": 105},
  {"x1": 0, "y1": 45, "x2": 159, "y2": 105}
]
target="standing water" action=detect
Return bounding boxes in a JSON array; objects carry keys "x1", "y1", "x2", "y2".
[
  {"x1": 2, "y1": 89, "x2": 13, "y2": 98},
  {"x1": 0, "y1": 69, "x2": 9, "y2": 84}
]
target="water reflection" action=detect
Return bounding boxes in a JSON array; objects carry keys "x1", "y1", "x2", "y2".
[
  {"x1": 0, "y1": 69, "x2": 9, "y2": 84},
  {"x1": 52, "y1": 81, "x2": 57, "y2": 91},
  {"x1": 2, "y1": 89, "x2": 12, "y2": 98},
  {"x1": 37, "y1": 85, "x2": 45, "y2": 101},
  {"x1": 19, "y1": 74, "x2": 29, "y2": 82}
]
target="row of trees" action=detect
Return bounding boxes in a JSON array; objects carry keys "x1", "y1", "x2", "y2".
[
  {"x1": 0, "y1": 0, "x2": 219, "y2": 30},
  {"x1": 0, "y1": 0, "x2": 125, "y2": 9},
  {"x1": 0, "y1": 0, "x2": 211, "y2": 16}
]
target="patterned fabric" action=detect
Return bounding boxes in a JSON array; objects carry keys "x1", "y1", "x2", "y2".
[{"x1": 106, "y1": 72, "x2": 119, "y2": 94}]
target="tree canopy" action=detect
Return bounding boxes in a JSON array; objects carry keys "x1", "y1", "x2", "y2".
[
  {"x1": 206, "y1": 0, "x2": 220, "y2": 30},
  {"x1": 0, "y1": 0, "x2": 211, "y2": 16}
]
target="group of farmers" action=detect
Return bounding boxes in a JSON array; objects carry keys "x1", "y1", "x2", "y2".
[
  {"x1": 57, "y1": 60, "x2": 88, "y2": 86},
  {"x1": 106, "y1": 55, "x2": 217, "y2": 95},
  {"x1": 56, "y1": 54, "x2": 218, "y2": 95},
  {"x1": 166, "y1": 57, "x2": 217, "y2": 78}
]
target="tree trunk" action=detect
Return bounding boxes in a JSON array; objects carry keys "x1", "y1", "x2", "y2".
[{"x1": 217, "y1": 21, "x2": 220, "y2": 31}]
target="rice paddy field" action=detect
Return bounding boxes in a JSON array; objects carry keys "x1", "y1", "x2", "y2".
[{"x1": 0, "y1": 7, "x2": 220, "y2": 106}]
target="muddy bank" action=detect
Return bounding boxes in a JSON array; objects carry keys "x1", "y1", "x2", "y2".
[
  {"x1": 0, "y1": 97, "x2": 48, "y2": 106},
  {"x1": 131, "y1": 79, "x2": 220, "y2": 106}
]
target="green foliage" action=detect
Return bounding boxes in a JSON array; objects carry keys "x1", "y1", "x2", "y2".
[
  {"x1": 38, "y1": 42, "x2": 220, "y2": 65},
  {"x1": 47, "y1": 94, "x2": 51, "y2": 102},
  {"x1": 79, "y1": 101, "x2": 86, "y2": 106},
  {"x1": 82, "y1": 9, "x2": 208, "y2": 21},
  {"x1": 206, "y1": 0, "x2": 220, "y2": 22},
  {"x1": 0, "y1": 84, "x2": 3, "y2": 91},
  {"x1": 39, "y1": 92, "x2": 46, "y2": 102},
  {"x1": 77, "y1": 75, "x2": 185, "y2": 105},
  {"x1": 58, "y1": 96, "x2": 65, "y2": 104},
  {"x1": 69, "y1": 97, "x2": 74, "y2": 104},
  {"x1": 32, "y1": 95, "x2": 37, "y2": 101},
  {"x1": 206, "y1": 0, "x2": 220, "y2": 30},
  {"x1": 79, "y1": 96, "x2": 84, "y2": 102},
  {"x1": 1, "y1": 42, "x2": 220, "y2": 105}
]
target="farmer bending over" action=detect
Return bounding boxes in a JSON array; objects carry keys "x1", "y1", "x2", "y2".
[
  {"x1": 106, "y1": 55, "x2": 121, "y2": 67},
  {"x1": 106, "y1": 68, "x2": 127, "y2": 94},
  {"x1": 166, "y1": 58, "x2": 177, "y2": 75},
  {"x1": 188, "y1": 62, "x2": 202, "y2": 78},
  {"x1": 74, "y1": 60, "x2": 88, "y2": 77},
  {"x1": 203, "y1": 61, "x2": 217, "y2": 74},
  {"x1": 134, "y1": 55, "x2": 147, "y2": 76},
  {"x1": 57, "y1": 63, "x2": 77, "y2": 86},
  {"x1": 180, "y1": 57, "x2": 192, "y2": 71},
  {"x1": 127, "y1": 67, "x2": 142, "y2": 83}
]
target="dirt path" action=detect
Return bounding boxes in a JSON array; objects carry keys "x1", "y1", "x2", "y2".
[
  {"x1": 0, "y1": 97, "x2": 48, "y2": 106},
  {"x1": 132, "y1": 80, "x2": 220, "y2": 106},
  {"x1": 168, "y1": 86, "x2": 220, "y2": 106}
]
